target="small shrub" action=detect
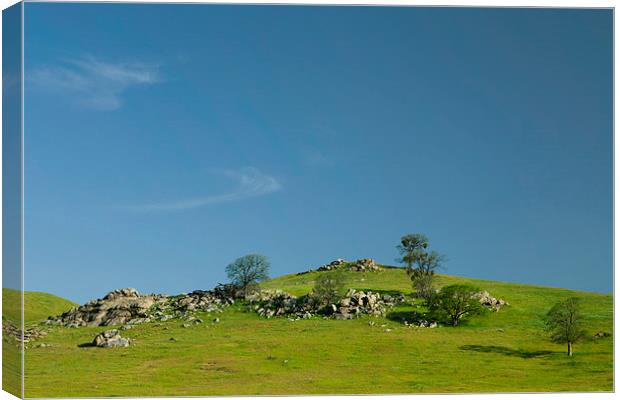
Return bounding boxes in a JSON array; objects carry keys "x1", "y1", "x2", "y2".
[{"x1": 312, "y1": 270, "x2": 346, "y2": 306}]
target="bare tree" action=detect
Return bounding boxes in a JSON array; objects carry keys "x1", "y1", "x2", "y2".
[{"x1": 226, "y1": 254, "x2": 270, "y2": 296}]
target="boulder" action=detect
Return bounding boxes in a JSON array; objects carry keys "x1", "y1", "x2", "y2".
[{"x1": 93, "y1": 329, "x2": 130, "y2": 348}]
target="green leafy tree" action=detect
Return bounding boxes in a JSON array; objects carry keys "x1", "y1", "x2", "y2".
[
  {"x1": 544, "y1": 298, "x2": 586, "y2": 356},
  {"x1": 396, "y1": 233, "x2": 429, "y2": 270},
  {"x1": 225, "y1": 254, "x2": 270, "y2": 296},
  {"x1": 429, "y1": 284, "x2": 484, "y2": 326},
  {"x1": 312, "y1": 270, "x2": 346, "y2": 306}
]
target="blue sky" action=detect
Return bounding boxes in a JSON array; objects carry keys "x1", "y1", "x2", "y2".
[{"x1": 23, "y1": 5, "x2": 612, "y2": 303}]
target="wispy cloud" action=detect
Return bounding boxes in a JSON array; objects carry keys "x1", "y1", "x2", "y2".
[
  {"x1": 129, "y1": 167, "x2": 282, "y2": 212},
  {"x1": 28, "y1": 56, "x2": 160, "y2": 110},
  {"x1": 301, "y1": 148, "x2": 335, "y2": 168}
]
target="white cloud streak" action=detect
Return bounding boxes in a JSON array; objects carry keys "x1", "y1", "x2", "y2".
[
  {"x1": 129, "y1": 167, "x2": 282, "y2": 212},
  {"x1": 28, "y1": 56, "x2": 160, "y2": 110}
]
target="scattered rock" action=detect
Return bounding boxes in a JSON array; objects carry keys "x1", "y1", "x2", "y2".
[
  {"x1": 165, "y1": 285, "x2": 236, "y2": 315},
  {"x1": 248, "y1": 291, "x2": 302, "y2": 318},
  {"x1": 594, "y1": 331, "x2": 611, "y2": 338},
  {"x1": 92, "y1": 329, "x2": 130, "y2": 348},
  {"x1": 249, "y1": 288, "x2": 395, "y2": 320},
  {"x1": 3, "y1": 321, "x2": 48, "y2": 348},
  {"x1": 212, "y1": 318, "x2": 220, "y2": 324}
]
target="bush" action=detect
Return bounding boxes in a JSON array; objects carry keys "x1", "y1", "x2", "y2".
[
  {"x1": 410, "y1": 270, "x2": 436, "y2": 300},
  {"x1": 312, "y1": 270, "x2": 346, "y2": 306}
]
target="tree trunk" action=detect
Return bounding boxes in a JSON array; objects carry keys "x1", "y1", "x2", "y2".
[
  {"x1": 567, "y1": 341, "x2": 572, "y2": 357},
  {"x1": 452, "y1": 317, "x2": 459, "y2": 326}
]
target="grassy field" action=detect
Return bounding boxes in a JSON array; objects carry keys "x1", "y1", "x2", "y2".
[{"x1": 12, "y1": 268, "x2": 614, "y2": 396}]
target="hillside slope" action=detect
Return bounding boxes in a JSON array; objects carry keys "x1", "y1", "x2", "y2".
[
  {"x1": 20, "y1": 269, "x2": 613, "y2": 396},
  {"x1": 3, "y1": 288, "x2": 77, "y2": 324}
]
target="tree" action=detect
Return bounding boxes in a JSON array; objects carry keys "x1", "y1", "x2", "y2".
[
  {"x1": 396, "y1": 233, "x2": 429, "y2": 270},
  {"x1": 429, "y1": 284, "x2": 484, "y2": 326},
  {"x1": 225, "y1": 254, "x2": 270, "y2": 296},
  {"x1": 397, "y1": 234, "x2": 444, "y2": 300},
  {"x1": 544, "y1": 298, "x2": 586, "y2": 356},
  {"x1": 409, "y1": 250, "x2": 444, "y2": 299},
  {"x1": 312, "y1": 270, "x2": 346, "y2": 306},
  {"x1": 410, "y1": 272, "x2": 435, "y2": 300}
]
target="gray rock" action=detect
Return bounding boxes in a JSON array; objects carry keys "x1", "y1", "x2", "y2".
[
  {"x1": 472, "y1": 291, "x2": 509, "y2": 311},
  {"x1": 93, "y1": 330, "x2": 130, "y2": 348}
]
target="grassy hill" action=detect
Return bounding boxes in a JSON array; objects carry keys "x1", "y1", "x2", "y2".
[
  {"x1": 3, "y1": 287, "x2": 77, "y2": 325},
  {"x1": 15, "y1": 268, "x2": 613, "y2": 396}
]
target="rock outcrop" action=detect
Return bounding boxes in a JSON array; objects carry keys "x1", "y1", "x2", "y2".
[
  {"x1": 472, "y1": 291, "x2": 509, "y2": 311},
  {"x1": 314, "y1": 258, "x2": 380, "y2": 273},
  {"x1": 347, "y1": 259, "x2": 380, "y2": 272},
  {"x1": 49, "y1": 284, "x2": 239, "y2": 327},
  {"x1": 49, "y1": 288, "x2": 166, "y2": 327},
  {"x1": 332, "y1": 289, "x2": 394, "y2": 319},
  {"x1": 316, "y1": 259, "x2": 347, "y2": 272}
]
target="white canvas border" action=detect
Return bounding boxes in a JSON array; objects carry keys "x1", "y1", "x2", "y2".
[{"x1": 0, "y1": 1, "x2": 615, "y2": 399}]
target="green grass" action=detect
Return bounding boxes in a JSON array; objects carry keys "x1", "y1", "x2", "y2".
[
  {"x1": 16, "y1": 269, "x2": 613, "y2": 397},
  {"x1": 3, "y1": 288, "x2": 77, "y2": 397}
]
